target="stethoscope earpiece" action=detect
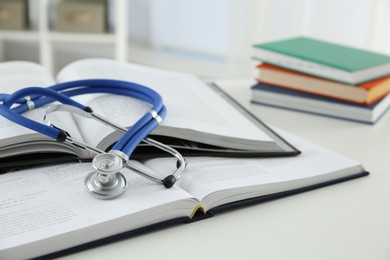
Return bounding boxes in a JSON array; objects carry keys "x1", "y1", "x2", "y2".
[{"x1": 163, "y1": 175, "x2": 177, "y2": 188}]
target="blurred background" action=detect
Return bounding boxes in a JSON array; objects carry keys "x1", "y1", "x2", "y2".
[{"x1": 0, "y1": 0, "x2": 389, "y2": 78}]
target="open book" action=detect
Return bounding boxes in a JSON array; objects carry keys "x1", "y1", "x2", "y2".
[
  {"x1": 0, "y1": 59, "x2": 298, "y2": 171},
  {"x1": 0, "y1": 127, "x2": 368, "y2": 259}
]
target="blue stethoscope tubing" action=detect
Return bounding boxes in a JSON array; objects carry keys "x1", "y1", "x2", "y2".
[{"x1": 0, "y1": 79, "x2": 166, "y2": 157}]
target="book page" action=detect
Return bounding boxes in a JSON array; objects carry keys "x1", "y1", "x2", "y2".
[
  {"x1": 56, "y1": 58, "x2": 273, "y2": 148},
  {"x1": 0, "y1": 61, "x2": 56, "y2": 138},
  {"x1": 0, "y1": 61, "x2": 55, "y2": 92},
  {"x1": 0, "y1": 162, "x2": 198, "y2": 259},
  {"x1": 0, "y1": 61, "x2": 84, "y2": 153},
  {"x1": 143, "y1": 128, "x2": 364, "y2": 210}
]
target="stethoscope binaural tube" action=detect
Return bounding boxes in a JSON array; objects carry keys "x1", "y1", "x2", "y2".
[{"x1": 1, "y1": 80, "x2": 166, "y2": 144}]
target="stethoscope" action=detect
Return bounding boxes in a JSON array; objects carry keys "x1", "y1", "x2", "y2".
[{"x1": 0, "y1": 79, "x2": 186, "y2": 199}]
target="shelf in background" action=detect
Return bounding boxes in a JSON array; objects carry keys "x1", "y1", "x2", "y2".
[
  {"x1": 0, "y1": 30, "x2": 39, "y2": 41},
  {"x1": 48, "y1": 31, "x2": 116, "y2": 43},
  {"x1": 0, "y1": 0, "x2": 128, "y2": 75}
]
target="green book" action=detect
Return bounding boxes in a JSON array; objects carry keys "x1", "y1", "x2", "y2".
[{"x1": 252, "y1": 37, "x2": 390, "y2": 84}]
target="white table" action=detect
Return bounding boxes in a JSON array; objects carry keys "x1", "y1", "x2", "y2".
[{"x1": 60, "y1": 80, "x2": 390, "y2": 260}]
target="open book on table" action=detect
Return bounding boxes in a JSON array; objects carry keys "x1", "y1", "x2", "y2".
[
  {"x1": 0, "y1": 59, "x2": 299, "y2": 171},
  {"x1": 0, "y1": 127, "x2": 368, "y2": 259}
]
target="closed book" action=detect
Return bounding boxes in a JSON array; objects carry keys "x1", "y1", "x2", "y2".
[
  {"x1": 257, "y1": 64, "x2": 390, "y2": 104},
  {"x1": 252, "y1": 37, "x2": 390, "y2": 85},
  {"x1": 251, "y1": 82, "x2": 390, "y2": 124}
]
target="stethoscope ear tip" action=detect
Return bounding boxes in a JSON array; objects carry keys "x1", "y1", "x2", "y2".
[{"x1": 163, "y1": 175, "x2": 176, "y2": 188}]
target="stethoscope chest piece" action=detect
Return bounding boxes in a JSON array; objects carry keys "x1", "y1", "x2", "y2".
[{"x1": 84, "y1": 153, "x2": 128, "y2": 199}]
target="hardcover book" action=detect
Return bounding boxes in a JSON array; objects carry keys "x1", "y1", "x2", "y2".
[
  {"x1": 252, "y1": 37, "x2": 390, "y2": 84},
  {"x1": 0, "y1": 127, "x2": 368, "y2": 259},
  {"x1": 0, "y1": 59, "x2": 299, "y2": 171},
  {"x1": 251, "y1": 82, "x2": 390, "y2": 124},
  {"x1": 257, "y1": 64, "x2": 390, "y2": 105}
]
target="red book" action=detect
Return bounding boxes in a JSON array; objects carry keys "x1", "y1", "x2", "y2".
[{"x1": 257, "y1": 64, "x2": 390, "y2": 105}]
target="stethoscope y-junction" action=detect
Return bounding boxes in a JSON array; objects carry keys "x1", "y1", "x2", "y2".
[{"x1": 0, "y1": 79, "x2": 186, "y2": 199}]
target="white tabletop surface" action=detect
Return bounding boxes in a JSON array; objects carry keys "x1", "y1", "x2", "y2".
[{"x1": 60, "y1": 79, "x2": 390, "y2": 260}]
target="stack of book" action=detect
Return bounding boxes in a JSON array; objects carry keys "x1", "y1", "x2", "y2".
[{"x1": 251, "y1": 37, "x2": 390, "y2": 124}]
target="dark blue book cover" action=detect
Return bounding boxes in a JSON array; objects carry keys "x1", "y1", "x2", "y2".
[
  {"x1": 252, "y1": 82, "x2": 380, "y2": 109},
  {"x1": 251, "y1": 82, "x2": 390, "y2": 124}
]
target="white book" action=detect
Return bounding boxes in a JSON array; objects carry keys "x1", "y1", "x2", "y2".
[
  {"x1": 0, "y1": 59, "x2": 298, "y2": 172},
  {"x1": 0, "y1": 127, "x2": 367, "y2": 259}
]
